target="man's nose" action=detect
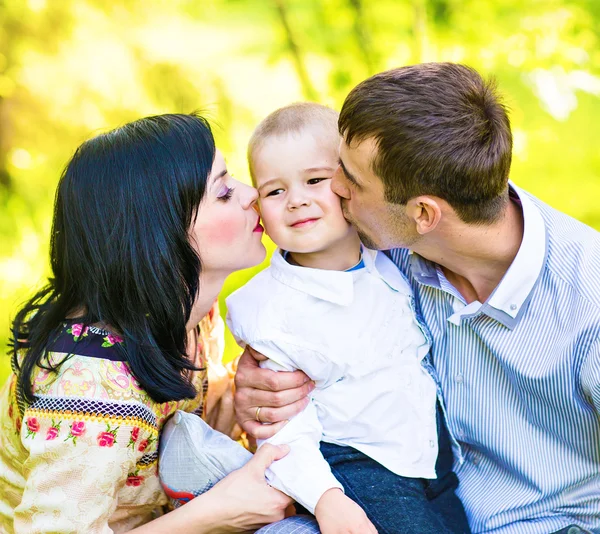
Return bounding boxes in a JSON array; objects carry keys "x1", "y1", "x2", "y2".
[{"x1": 331, "y1": 166, "x2": 351, "y2": 199}]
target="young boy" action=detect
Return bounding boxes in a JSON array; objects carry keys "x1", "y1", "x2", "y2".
[{"x1": 159, "y1": 103, "x2": 469, "y2": 534}]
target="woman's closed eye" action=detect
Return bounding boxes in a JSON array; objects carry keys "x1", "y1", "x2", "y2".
[{"x1": 217, "y1": 185, "x2": 235, "y2": 201}]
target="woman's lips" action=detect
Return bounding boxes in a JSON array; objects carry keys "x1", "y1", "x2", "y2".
[
  {"x1": 253, "y1": 220, "x2": 264, "y2": 233},
  {"x1": 291, "y1": 218, "x2": 319, "y2": 228}
]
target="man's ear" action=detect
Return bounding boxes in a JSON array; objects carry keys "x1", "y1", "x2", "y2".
[{"x1": 407, "y1": 196, "x2": 442, "y2": 235}]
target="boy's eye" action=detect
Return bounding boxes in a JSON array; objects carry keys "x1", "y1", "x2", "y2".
[
  {"x1": 307, "y1": 178, "x2": 329, "y2": 185},
  {"x1": 266, "y1": 188, "x2": 284, "y2": 197}
]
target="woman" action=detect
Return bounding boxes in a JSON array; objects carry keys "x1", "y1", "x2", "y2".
[{"x1": 0, "y1": 113, "x2": 292, "y2": 533}]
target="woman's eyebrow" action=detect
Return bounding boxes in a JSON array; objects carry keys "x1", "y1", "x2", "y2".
[{"x1": 209, "y1": 169, "x2": 228, "y2": 186}]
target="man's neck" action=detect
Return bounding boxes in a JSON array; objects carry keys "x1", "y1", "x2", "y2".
[
  {"x1": 287, "y1": 231, "x2": 361, "y2": 271},
  {"x1": 413, "y1": 199, "x2": 524, "y2": 304}
]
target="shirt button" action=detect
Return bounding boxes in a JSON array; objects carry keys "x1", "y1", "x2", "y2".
[
  {"x1": 429, "y1": 440, "x2": 435, "y2": 448},
  {"x1": 510, "y1": 303, "x2": 517, "y2": 311},
  {"x1": 455, "y1": 373, "x2": 464, "y2": 384},
  {"x1": 567, "y1": 528, "x2": 582, "y2": 534}
]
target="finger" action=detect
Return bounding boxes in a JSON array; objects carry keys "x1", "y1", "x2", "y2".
[
  {"x1": 236, "y1": 380, "x2": 314, "y2": 416},
  {"x1": 248, "y1": 443, "x2": 290, "y2": 474},
  {"x1": 249, "y1": 397, "x2": 310, "y2": 424},
  {"x1": 246, "y1": 345, "x2": 269, "y2": 362},
  {"x1": 243, "y1": 419, "x2": 290, "y2": 440},
  {"x1": 236, "y1": 357, "x2": 311, "y2": 392}
]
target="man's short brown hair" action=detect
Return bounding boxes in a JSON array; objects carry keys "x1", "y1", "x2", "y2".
[
  {"x1": 248, "y1": 102, "x2": 339, "y2": 184},
  {"x1": 338, "y1": 63, "x2": 512, "y2": 224}
]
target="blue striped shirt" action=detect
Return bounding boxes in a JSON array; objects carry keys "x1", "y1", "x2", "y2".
[{"x1": 389, "y1": 185, "x2": 600, "y2": 534}]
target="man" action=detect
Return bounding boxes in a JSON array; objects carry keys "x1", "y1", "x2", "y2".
[{"x1": 235, "y1": 63, "x2": 600, "y2": 534}]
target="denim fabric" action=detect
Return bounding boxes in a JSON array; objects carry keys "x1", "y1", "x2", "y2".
[
  {"x1": 318, "y1": 402, "x2": 470, "y2": 534},
  {"x1": 255, "y1": 515, "x2": 320, "y2": 534}
]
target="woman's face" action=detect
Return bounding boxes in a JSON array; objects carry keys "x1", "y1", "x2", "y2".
[{"x1": 190, "y1": 149, "x2": 266, "y2": 276}]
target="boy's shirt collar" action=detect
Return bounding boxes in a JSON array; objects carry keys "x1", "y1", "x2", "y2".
[{"x1": 270, "y1": 247, "x2": 411, "y2": 306}]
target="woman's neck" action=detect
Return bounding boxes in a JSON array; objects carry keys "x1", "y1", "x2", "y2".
[{"x1": 186, "y1": 271, "x2": 226, "y2": 331}]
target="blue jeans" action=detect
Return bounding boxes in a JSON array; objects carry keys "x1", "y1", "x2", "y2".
[
  {"x1": 318, "y1": 441, "x2": 469, "y2": 534},
  {"x1": 258, "y1": 401, "x2": 469, "y2": 534}
]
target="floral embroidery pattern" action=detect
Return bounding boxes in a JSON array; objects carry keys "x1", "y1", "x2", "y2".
[
  {"x1": 67, "y1": 323, "x2": 88, "y2": 341},
  {"x1": 64, "y1": 421, "x2": 86, "y2": 444},
  {"x1": 96, "y1": 422, "x2": 119, "y2": 447},
  {"x1": 46, "y1": 419, "x2": 62, "y2": 440},
  {"x1": 102, "y1": 333, "x2": 124, "y2": 348},
  {"x1": 128, "y1": 426, "x2": 140, "y2": 449},
  {"x1": 126, "y1": 469, "x2": 144, "y2": 487},
  {"x1": 137, "y1": 436, "x2": 155, "y2": 453},
  {"x1": 25, "y1": 417, "x2": 40, "y2": 439}
]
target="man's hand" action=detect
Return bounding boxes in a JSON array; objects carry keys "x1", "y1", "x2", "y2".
[
  {"x1": 234, "y1": 346, "x2": 315, "y2": 439},
  {"x1": 315, "y1": 489, "x2": 377, "y2": 534}
]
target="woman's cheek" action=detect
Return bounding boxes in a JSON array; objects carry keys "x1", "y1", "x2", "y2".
[{"x1": 198, "y1": 214, "x2": 245, "y2": 246}]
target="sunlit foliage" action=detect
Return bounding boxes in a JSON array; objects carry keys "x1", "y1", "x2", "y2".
[{"x1": 1, "y1": 0, "x2": 599, "y2": 382}]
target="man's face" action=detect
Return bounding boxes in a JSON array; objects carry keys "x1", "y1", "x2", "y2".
[{"x1": 331, "y1": 136, "x2": 419, "y2": 250}]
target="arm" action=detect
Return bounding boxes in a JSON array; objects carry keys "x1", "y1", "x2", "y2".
[
  {"x1": 15, "y1": 399, "x2": 291, "y2": 534},
  {"x1": 130, "y1": 444, "x2": 293, "y2": 534}
]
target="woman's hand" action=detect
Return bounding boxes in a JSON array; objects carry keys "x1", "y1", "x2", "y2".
[
  {"x1": 315, "y1": 489, "x2": 378, "y2": 534},
  {"x1": 197, "y1": 443, "x2": 295, "y2": 532},
  {"x1": 234, "y1": 347, "x2": 315, "y2": 439}
]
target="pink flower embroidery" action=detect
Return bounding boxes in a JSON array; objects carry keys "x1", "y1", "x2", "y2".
[
  {"x1": 45, "y1": 419, "x2": 62, "y2": 441},
  {"x1": 25, "y1": 417, "x2": 40, "y2": 439},
  {"x1": 102, "y1": 333, "x2": 124, "y2": 347},
  {"x1": 46, "y1": 427, "x2": 59, "y2": 440},
  {"x1": 128, "y1": 426, "x2": 140, "y2": 449},
  {"x1": 96, "y1": 422, "x2": 119, "y2": 447},
  {"x1": 138, "y1": 439, "x2": 149, "y2": 452},
  {"x1": 126, "y1": 470, "x2": 144, "y2": 487},
  {"x1": 67, "y1": 323, "x2": 88, "y2": 341},
  {"x1": 64, "y1": 421, "x2": 86, "y2": 444},
  {"x1": 97, "y1": 431, "x2": 116, "y2": 447}
]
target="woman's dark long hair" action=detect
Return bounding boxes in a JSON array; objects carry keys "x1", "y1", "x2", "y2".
[{"x1": 10, "y1": 113, "x2": 216, "y2": 404}]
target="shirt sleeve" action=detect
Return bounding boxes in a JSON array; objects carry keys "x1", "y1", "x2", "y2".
[
  {"x1": 13, "y1": 397, "x2": 156, "y2": 534},
  {"x1": 259, "y1": 400, "x2": 343, "y2": 514},
  {"x1": 581, "y1": 338, "x2": 600, "y2": 414},
  {"x1": 247, "y1": 338, "x2": 344, "y2": 514}
]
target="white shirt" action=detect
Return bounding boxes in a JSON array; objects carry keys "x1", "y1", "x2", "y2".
[{"x1": 226, "y1": 248, "x2": 439, "y2": 513}]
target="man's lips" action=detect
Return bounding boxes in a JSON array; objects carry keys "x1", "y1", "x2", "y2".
[
  {"x1": 253, "y1": 218, "x2": 264, "y2": 233},
  {"x1": 290, "y1": 218, "x2": 319, "y2": 228}
]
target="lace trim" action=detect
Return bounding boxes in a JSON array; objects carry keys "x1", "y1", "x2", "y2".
[{"x1": 28, "y1": 395, "x2": 158, "y2": 428}]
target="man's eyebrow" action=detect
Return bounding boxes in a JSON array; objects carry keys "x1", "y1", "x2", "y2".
[{"x1": 338, "y1": 158, "x2": 359, "y2": 186}]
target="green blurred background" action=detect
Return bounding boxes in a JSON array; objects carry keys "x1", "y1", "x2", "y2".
[{"x1": 1, "y1": 0, "x2": 599, "y2": 384}]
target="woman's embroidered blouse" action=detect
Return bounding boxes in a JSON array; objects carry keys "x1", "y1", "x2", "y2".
[{"x1": 0, "y1": 304, "x2": 222, "y2": 533}]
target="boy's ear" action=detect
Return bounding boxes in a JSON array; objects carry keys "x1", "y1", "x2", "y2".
[{"x1": 407, "y1": 196, "x2": 442, "y2": 235}]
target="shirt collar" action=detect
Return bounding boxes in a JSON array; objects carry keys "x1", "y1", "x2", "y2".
[
  {"x1": 270, "y1": 247, "x2": 409, "y2": 306},
  {"x1": 409, "y1": 184, "x2": 548, "y2": 329}
]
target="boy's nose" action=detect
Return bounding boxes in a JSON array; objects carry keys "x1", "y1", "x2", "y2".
[{"x1": 287, "y1": 190, "x2": 310, "y2": 210}]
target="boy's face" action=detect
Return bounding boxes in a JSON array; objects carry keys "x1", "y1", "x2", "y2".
[{"x1": 253, "y1": 130, "x2": 354, "y2": 254}]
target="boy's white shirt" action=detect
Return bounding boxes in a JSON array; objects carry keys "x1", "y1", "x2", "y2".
[{"x1": 226, "y1": 248, "x2": 439, "y2": 513}]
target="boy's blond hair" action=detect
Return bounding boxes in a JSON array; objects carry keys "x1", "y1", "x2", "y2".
[{"x1": 248, "y1": 102, "x2": 339, "y2": 184}]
